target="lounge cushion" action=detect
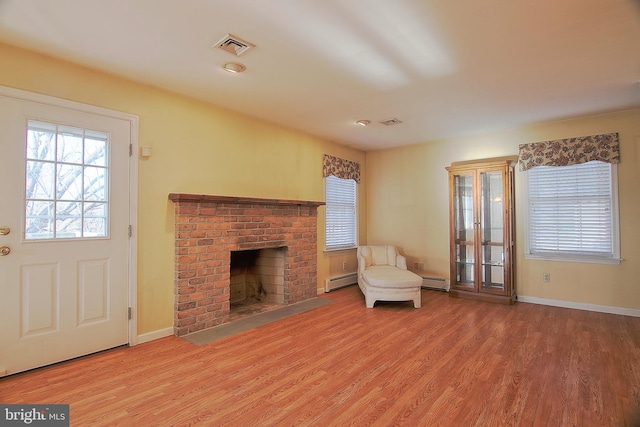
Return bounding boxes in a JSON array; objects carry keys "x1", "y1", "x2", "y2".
[
  {"x1": 370, "y1": 245, "x2": 388, "y2": 265},
  {"x1": 362, "y1": 265, "x2": 422, "y2": 289}
]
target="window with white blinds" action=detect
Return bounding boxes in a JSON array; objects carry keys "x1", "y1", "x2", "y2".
[
  {"x1": 525, "y1": 161, "x2": 620, "y2": 263},
  {"x1": 325, "y1": 175, "x2": 357, "y2": 250}
]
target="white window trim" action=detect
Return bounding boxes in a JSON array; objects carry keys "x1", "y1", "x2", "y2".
[
  {"x1": 324, "y1": 175, "x2": 358, "y2": 252},
  {"x1": 522, "y1": 163, "x2": 621, "y2": 265}
]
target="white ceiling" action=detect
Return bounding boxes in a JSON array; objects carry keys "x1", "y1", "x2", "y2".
[{"x1": 0, "y1": 0, "x2": 639, "y2": 151}]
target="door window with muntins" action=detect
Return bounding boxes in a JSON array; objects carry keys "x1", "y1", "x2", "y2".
[{"x1": 25, "y1": 120, "x2": 109, "y2": 240}]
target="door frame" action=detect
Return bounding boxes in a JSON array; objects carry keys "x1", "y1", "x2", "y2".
[{"x1": 0, "y1": 85, "x2": 139, "y2": 346}]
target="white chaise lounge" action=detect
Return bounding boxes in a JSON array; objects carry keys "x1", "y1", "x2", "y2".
[{"x1": 356, "y1": 245, "x2": 422, "y2": 308}]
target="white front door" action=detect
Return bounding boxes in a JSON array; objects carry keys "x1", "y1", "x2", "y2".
[{"x1": 0, "y1": 91, "x2": 132, "y2": 376}]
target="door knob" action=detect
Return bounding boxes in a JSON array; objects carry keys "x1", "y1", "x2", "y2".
[
  {"x1": 0, "y1": 246, "x2": 10, "y2": 256},
  {"x1": 0, "y1": 227, "x2": 9, "y2": 236}
]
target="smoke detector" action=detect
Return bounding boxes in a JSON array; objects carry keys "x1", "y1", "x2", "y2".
[
  {"x1": 214, "y1": 34, "x2": 255, "y2": 56},
  {"x1": 379, "y1": 118, "x2": 403, "y2": 126}
]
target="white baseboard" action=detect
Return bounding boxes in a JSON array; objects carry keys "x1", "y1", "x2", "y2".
[
  {"x1": 517, "y1": 295, "x2": 640, "y2": 317},
  {"x1": 136, "y1": 327, "x2": 174, "y2": 345}
]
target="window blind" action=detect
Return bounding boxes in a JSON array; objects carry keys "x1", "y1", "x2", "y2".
[
  {"x1": 325, "y1": 175, "x2": 357, "y2": 250},
  {"x1": 527, "y1": 161, "x2": 614, "y2": 258}
]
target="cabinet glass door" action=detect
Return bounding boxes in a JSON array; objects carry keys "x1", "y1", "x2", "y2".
[
  {"x1": 480, "y1": 170, "x2": 505, "y2": 292},
  {"x1": 453, "y1": 173, "x2": 475, "y2": 287}
]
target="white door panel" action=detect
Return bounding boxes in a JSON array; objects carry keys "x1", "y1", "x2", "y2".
[{"x1": 0, "y1": 93, "x2": 131, "y2": 375}]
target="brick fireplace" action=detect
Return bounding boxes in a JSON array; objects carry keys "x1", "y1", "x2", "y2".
[{"x1": 169, "y1": 194, "x2": 324, "y2": 336}]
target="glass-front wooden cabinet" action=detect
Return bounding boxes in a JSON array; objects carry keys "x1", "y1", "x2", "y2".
[{"x1": 446, "y1": 158, "x2": 516, "y2": 304}]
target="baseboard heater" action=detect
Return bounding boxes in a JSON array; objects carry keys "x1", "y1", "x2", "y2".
[
  {"x1": 324, "y1": 273, "x2": 358, "y2": 292},
  {"x1": 421, "y1": 276, "x2": 451, "y2": 292}
]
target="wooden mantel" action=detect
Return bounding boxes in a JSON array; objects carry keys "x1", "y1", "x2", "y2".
[{"x1": 168, "y1": 193, "x2": 325, "y2": 207}]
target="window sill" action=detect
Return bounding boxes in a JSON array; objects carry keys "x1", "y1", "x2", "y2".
[
  {"x1": 524, "y1": 253, "x2": 622, "y2": 265},
  {"x1": 324, "y1": 246, "x2": 357, "y2": 253}
]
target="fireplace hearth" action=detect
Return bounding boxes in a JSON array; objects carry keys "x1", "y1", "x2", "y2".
[{"x1": 169, "y1": 194, "x2": 324, "y2": 336}]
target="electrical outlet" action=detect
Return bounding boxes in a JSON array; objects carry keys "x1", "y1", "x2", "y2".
[
  {"x1": 342, "y1": 261, "x2": 347, "y2": 270},
  {"x1": 543, "y1": 273, "x2": 551, "y2": 282},
  {"x1": 413, "y1": 262, "x2": 419, "y2": 270}
]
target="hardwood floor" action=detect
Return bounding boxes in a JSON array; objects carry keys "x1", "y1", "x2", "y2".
[{"x1": 2, "y1": 285, "x2": 640, "y2": 426}]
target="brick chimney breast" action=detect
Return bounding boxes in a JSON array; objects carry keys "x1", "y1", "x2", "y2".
[{"x1": 169, "y1": 194, "x2": 324, "y2": 336}]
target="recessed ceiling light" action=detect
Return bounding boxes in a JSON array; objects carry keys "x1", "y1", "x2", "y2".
[
  {"x1": 379, "y1": 118, "x2": 403, "y2": 126},
  {"x1": 356, "y1": 120, "x2": 371, "y2": 126},
  {"x1": 223, "y1": 62, "x2": 246, "y2": 73}
]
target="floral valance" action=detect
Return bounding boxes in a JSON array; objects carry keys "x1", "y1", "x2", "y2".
[
  {"x1": 518, "y1": 133, "x2": 619, "y2": 171},
  {"x1": 323, "y1": 154, "x2": 360, "y2": 183}
]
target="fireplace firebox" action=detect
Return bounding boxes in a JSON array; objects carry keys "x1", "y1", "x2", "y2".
[{"x1": 230, "y1": 247, "x2": 284, "y2": 304}]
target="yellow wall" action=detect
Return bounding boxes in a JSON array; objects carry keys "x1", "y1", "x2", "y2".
[
  {"x1": 0, "y1": 43, "x2": 366, "y2": 334},
  {"x1": 367, "y1": 108, "x2": 640, "y2": 310},
  {"x1": 4, "y1": 40, "x2": 637, "y2": 337}
]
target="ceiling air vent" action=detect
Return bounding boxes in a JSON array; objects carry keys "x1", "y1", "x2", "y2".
[
  {"x1": 214, "y1": 34, "x2": 255, "y2": 56},
  {"x1": 379, "y1": 118, "x2": 403, "y2": 126}
]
